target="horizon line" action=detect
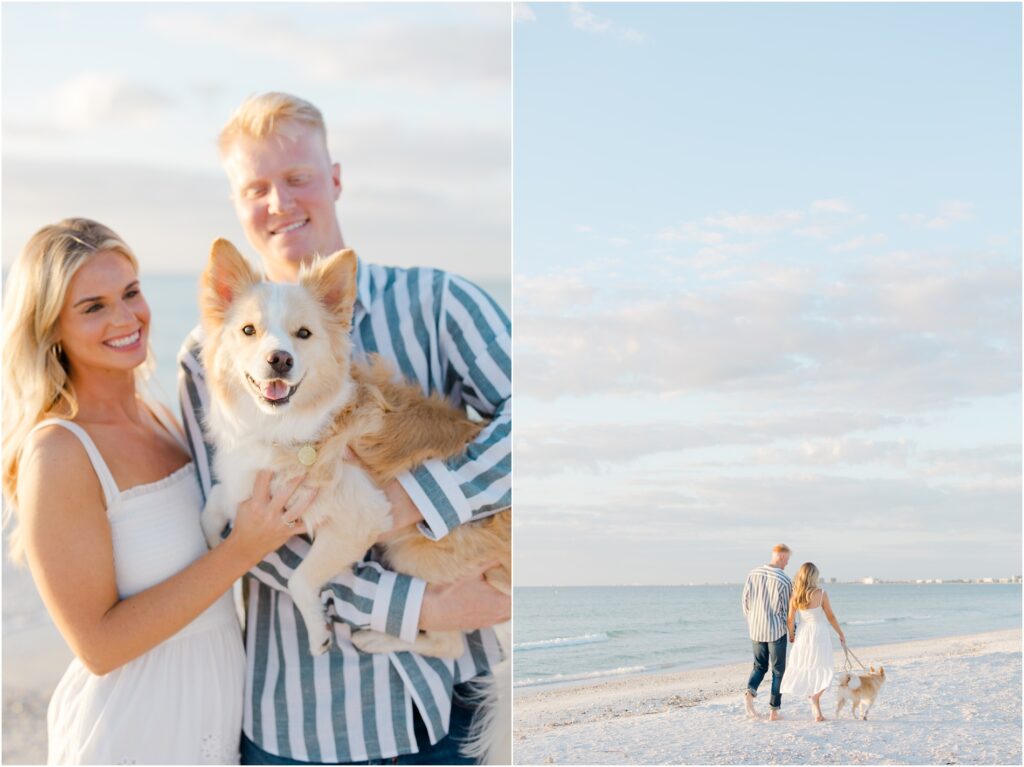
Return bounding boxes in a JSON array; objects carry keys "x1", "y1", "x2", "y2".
[{"x1": 515, "y1": 578, "x2": 1023, "y2": 589}]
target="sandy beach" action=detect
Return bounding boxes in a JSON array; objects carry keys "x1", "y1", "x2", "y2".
[
  {"x1": 3, "y1": 549, "x2": 73, "y2": 766},
  {"x1": 7, "y1": 581, "x2": 1019, "y2": 767},
  {"x1": 514, "y1": 628, "x2": 1022, "y2": 765}
]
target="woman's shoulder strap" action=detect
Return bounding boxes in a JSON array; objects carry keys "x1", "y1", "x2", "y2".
[{"x1": 26, "y1": 419, "x2": 119, "y2": 508}]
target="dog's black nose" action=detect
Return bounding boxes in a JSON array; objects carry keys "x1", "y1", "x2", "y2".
[{"x1": 267, "y1": 350, "x2": 294, "y2": 376}]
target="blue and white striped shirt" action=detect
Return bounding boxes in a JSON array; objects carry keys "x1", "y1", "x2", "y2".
[
  {"x1": 742, "y1": 565, "x2": 793, "y2": 642},
  {"x1": 178, "y1": 258, "x2": 510, "y2": 762}
]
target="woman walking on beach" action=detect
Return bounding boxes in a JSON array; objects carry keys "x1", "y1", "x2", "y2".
[
  {"x1": 780, "y1": 562, "x2": 846, "y2": 721},
  {"x1": 2, "y1": 218, "x2": 314, "y2": 764}
]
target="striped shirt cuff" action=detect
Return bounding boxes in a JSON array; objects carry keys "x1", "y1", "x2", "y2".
[
  {"x1": 398, "y1": 459, "x2": 473, "y2": 541},
  {"x1": 369, "y1": 570, "x2": 427, "y2": 644}
]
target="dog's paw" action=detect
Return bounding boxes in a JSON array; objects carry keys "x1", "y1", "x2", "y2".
[
  {"x1": 350, "y1": 629, "x2": 403, "y2": 655},
  {"x1": 420, "y1": 632, "x2": 467, "y2": 660},
  {"x1": 203, "y1": 526, "x2": 224, "y2": 549},
  {"x1": 307, "y1": 624, "x2": 333, "y2": 656}
]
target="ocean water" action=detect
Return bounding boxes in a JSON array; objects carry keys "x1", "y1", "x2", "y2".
[
  {"x1": 143, "y1": 273, "x2": 204, "y2": 407},
  {"x1": 513, "y1": 583, "x2": 1022, "y2": 689}
]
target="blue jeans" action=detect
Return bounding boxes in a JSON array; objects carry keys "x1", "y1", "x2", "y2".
[
  {"x1": 747, "y1": 635, "x2": 787, "y2": 709},
  {"x1": 240, "y1": 682, "x2": 479, "y2": 765}
]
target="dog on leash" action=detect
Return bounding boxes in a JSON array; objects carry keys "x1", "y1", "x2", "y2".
[
  {"x1": 198, "y1": 239, "x2": 511, "y2": 760},
  {"x1": 835, "y1": 666, "x2": 886, "y2": 720}
]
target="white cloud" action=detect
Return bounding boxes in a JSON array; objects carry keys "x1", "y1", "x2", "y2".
[
  {"x1": 659, "y1": 200, "x2": 863, "y2": 250},
  {"x1": 330, "y1": 120, "x2": 509, "y2": 198},
  {"x1": 703, "y1": 210, "x2": 804, "y2": 235},
  {"x1": 2, "y1": 155, "x2": 510, "y2": 282},
  {"x1": 829, "y1": 233, "x2": 887, "y2": 253},
  {"x1": 569, "y1": 2, "x2": 611, "y2": 33},
  {"x1": 516, "y1": 236, "x2": 1020, "y2": 408},
  {"x1": 691, "y1": 241, "x2": 761, "y2": 268},
  {"x1": 753, "y1": 438, "x2": 912, "y2": 467},
  {"x1": 568, "y1": 3, "x2": 645, "y2": 44},
  {"x1": 656, "y1": 222, "x2": 725, "y2": 245},
  {"x1": 515, "y1": 468, "x2": 1021, "y2": 584},
  {"x1": 149, "y1": 11, "x2": 509, "y2": 89},
  {"x1": 811, "y1": 198, "x2": 852, "y2": 214},
  {"x1": 918, "y1": 444, "x2": 1021, "y2": 481},
  {"x1": 514, "y1": 272, "x2": 597, "y2": 314},
  {"x1": 515, "y1": 412, "x2": 914, "y2": 477},
  {"x1": 900, "y1": 201, "x2": 976, "y2": 230},
  {"x1": 48, "y1": 73, "x2": 173, "y2": 132},
  {"x1": 513, "y1": 3, "x2": 536, "y2": 22}
]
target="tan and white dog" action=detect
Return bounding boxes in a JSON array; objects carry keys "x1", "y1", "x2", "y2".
[
  {"x1": 198, "y1": 239, "x2": 511, "y2": 761},
  {"x1": 835, "y1": 666, "x2": 886, "y2": 720}
]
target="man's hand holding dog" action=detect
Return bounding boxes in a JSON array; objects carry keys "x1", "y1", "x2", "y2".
[
  {"x1": 419, "y1": 561, "x2": 511, "y2": 632},
  {"x1": 343, "y1": 449, "x2": 510, "y2": 631}
]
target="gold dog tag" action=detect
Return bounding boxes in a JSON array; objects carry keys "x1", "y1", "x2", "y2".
[{"x1": 297, "y1": 444, "x2": 318, "y2": 466}]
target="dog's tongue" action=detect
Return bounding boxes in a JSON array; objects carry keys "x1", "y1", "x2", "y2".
[{"x1": 261, "y1": 380, "x2": 290, "y2": 401}]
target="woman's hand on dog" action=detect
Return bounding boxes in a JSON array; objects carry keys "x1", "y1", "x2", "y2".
[
  {"x1": 418, "y1": 561, "x2": 511, "y2": 632},
  {"x1": 226, "y1": 470, "x2": 315, "y2": 564}
]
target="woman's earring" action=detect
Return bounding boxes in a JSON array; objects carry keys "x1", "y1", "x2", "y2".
[{"x1": 52, "y1": 342, "x2": 63, "y2": 358}]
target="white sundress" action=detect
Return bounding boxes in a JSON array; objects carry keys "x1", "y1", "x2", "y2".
[
  {"x1": 32, "y1": 417, "x2": 245, "y2": 765},
  {"x1": 780, "y1": 599, "x2": 835, "y2": 698}
]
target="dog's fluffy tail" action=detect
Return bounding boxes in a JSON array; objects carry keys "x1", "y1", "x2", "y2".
[
  {"x1": 838, "y1": 672, "x2": 862, "y2": 690},
  {"x1": 460, "y1": 621, "x2": 511, "y2": 765}
]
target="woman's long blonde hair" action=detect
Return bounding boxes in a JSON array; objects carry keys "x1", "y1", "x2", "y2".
[
  {"x1": 792, "y1": 562, "x2": 822, "y2": 609},
  {"x1": 2, "y1": 218, "x2": 149, "y2": 562}
]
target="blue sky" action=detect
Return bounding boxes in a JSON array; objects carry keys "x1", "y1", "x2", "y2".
[
  {"x1": 2, "y1": 2, "x2": 511, "y2": 287},
  {"x1": 514, "y1": 2, "x2": 1021, "y2": 585}
]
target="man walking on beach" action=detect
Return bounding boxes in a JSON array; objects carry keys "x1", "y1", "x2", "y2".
[
  {"x1": 179, "y1": 92, "x2": 511, "y2": 764},
  {"x1": 742, "y1": 543, "x2": 793, "y2": 721}
]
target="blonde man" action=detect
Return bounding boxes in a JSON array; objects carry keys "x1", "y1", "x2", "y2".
[
  {"x1": 741, "y1": 543, "x2": 793, "y2": 721},
  {"x1": 178, "y1": 93, "x2": 510, "y2": 765}
]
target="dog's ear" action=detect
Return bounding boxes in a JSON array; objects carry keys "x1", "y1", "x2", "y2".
[
  {"x1": 202, "y1": 239, "x2": 261, "y2": 326},
  {"x1": 879, "y1": 666, "x2": 885, "y2": 677},
  {"x1": 301, "y1": 249, "x2": 358, "y2": 326}
]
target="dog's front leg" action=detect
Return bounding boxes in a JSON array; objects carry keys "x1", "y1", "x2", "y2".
[
  {"x1": 287, "y1": 527, "x2": 379, "y2": 655},
  {"x1": 288, "y1": 465, "x2": 393, "y2": 655},
  {"x1": 351, "y1": 629, "x2": 466, "y2": 659},
  {"x1": 201, "y1": 484, "x2": 233, "y2": 549}
]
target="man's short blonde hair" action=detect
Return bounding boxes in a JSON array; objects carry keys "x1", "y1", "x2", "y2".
[
  {"x1": 218, "y1": 92, "x2": 328, "y2": 156},
  {"x1": 772, "y1": 543, "x2": 791, "y2": 554}
]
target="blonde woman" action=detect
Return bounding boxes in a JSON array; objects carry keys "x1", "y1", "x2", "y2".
[
  {"x1": 2, "y1": 218, "x2": 315, "y2": 764},
  {"x1": 779, "y1": 562, "x2": 846, "y2": 721}
]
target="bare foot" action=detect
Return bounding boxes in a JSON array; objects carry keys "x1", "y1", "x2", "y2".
[
  {"x1": 815, "y1": 714, "x2": 826, "y2": 722},
  {"x1": 769, "y1": 710, "x2": 783, "y2": 721},
  {"x1": 743, "y1": 691, "x2": 762, "y2": 719}
]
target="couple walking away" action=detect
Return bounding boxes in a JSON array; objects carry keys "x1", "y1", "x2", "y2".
[
  {"x1": 742, "y1": 544, "x2": 846, "y2": 722},
  {"x1": 1, "y1": 92, "x2": 511, "y2": 765}
]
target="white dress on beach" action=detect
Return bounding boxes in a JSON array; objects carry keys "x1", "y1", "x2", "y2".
[
  {"x1": 34, "y1": 417, "x2": 245, "y2": 765},
  {"x1": 780, "y1": 598, "x2": 835, "y2": 698}
]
